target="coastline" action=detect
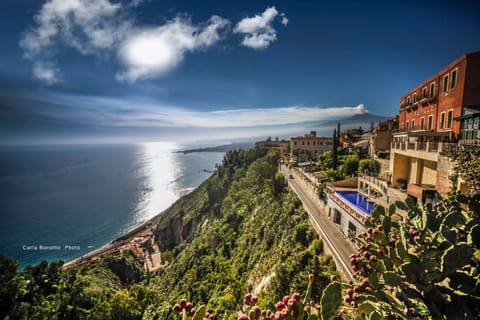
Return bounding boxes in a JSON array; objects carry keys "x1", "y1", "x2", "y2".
[{"x1": 64, "y1": 215, "x2": 160, "y2": 269}]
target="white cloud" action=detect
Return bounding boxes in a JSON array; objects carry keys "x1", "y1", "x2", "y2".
[
  {"x1": 20, "y1": 0, "x2": 229, "y2": 84},
  {"x1": 168, "y1": 104, "x2": 367, "y2": 128},
  {"x1": 20, "y1": 0, "x2": 131, "y2": 84},
  {"x1": 117, "y1": 16, "x2": 229, "y2": 82},
  {"x1": 234, "y1": 6, "x2": 287, "y2": 49},
  {"x1": 58, "y1": 93, "x2": 367, "y2": 128},
  {"x1": 33, "y1": 62, "x2": 60, "y2": 85},
  {"x1": 129, "y1": 0, "x2": 146, "y2": 7}
]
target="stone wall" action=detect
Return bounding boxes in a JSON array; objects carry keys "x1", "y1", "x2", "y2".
[{"x1": 436, "y1": 156, "x2": 454, "y2": 195}]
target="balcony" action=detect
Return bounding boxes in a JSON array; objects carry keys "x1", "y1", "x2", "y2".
[
  {"x1": 390, "y1": 141, "x2": 455, "y2": 162},
  {"x1": 400, "y1": 95, "x2": 436, "y2": 111},
  {"x1": 400, "y1": 101, "x2": 412, "y2": 110},
  {"x1": 392, "y1": 125, "x2": 432, "y2": 134},
  {"x1": 421, "y1": 95, "x2": 436, "y2": 105}
]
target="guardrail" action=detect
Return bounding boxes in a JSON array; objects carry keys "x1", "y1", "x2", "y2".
[
  {"x1": 391, "y1": 141, "x2": 456, "y2": 153},
  {"x1": 358, "y1": 173, "x2": 388, "y2": 196}
]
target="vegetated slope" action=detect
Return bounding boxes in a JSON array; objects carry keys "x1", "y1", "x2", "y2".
[
  {"x1": 0, "y1": 148, "x2": 336, "y2": 320},
  {"x1": 149, "y1": 148, "x2": 336, "y2": 319}
]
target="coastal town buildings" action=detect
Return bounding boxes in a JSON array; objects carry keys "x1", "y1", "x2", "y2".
[
  {"x1": 369, "y1": 117, "x2": 399, "y2": 157},
  {"x1": 290, "y1": 131, "x2": 333, "y2": 161},
  {"x1": 255, "y1": 137, "x2": 290, "y2": 158},
  {"x1": 390, "y1": 51, "x2": 480, "y2": 200}
]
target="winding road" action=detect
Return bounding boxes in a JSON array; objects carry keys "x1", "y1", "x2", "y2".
[{"x1": 282, "y1": 165, "x2": 356, "y2": 281}]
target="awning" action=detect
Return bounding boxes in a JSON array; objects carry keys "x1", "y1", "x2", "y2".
[
  {"x1": 454, "y1": 113, "x2": 480, "y2": 121},
  {"x1": 454, "y1": 106, "x2": 480, "y2": 120},
  {"x1": 352, "y1": 140, "x2": 370, "y2": 147}
]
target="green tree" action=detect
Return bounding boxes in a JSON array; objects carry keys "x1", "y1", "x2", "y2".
[
  {"x1": 342, "y1": 154, "x2": 359, "y2": 176},
  {"x1": 109, "y1": 285, "x2": 159, "y2": 320},
  {"x1": 358, "y1": 158, "x2": 381, "y2": 176}
]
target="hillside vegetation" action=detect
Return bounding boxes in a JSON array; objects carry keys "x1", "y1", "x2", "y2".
[
  {"x1": 0, "y1": 148, "x2": 336, "y2": 319},
  {"x1": 2, "y1": 146, "x2": 478, "y2": 319}
]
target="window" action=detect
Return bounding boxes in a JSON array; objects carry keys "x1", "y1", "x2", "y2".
[
  {"x1": 428, "y1": 115, "x2": 433, "y2": 130},
  {"x1": 420, "y1": 117, "x2": 425, "y2": 130},
  {"x1": 302, "y1": 141, "x2": 304, "y2": 145},
  {"x1": 307, "y1": 141, "x2": 310, "y2": 146},
  {"x1": 430, "y1": 82, "x2": 435, "y2": 96},
  {"x1": 422, "y1": 87, "x2": 427, "y2": 99},
  {"x1": 406, "y1": 121, "x2": 409, "y2": 130},
  {"x1": 411, "y1": 120, "x2": 415, "y2": 130},
  {"x1": 413, "y1": 93, "x2": 417, "y2": 103},
  {"x1": 407, "y1": 97, "x2": 411, "y2": 105},
  {"x1": 443, "y1": 74, "x2": 449, "y2": 93},
  {"x1": 447, "y1": 110, "x2": 453, "y2": 128},
  {"x1": 348, "y1": 222, "x2": 357, "y2": 237},
  {"x1": 450, "y1": 69, "x2": 457, "y2": 89},
  {"x1": 440, "y1": 112, "x2": 446, "y2": 129},
  {"x1": 294, "y1": 141, "x2": 297, "y2": 145}
]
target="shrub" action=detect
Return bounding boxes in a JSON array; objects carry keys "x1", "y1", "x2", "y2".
[{"x1": 358, "y1": 158, "x2": 381, "y2": 176}]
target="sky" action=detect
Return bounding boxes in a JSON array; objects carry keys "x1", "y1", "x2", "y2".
[{"x1": 0, "y1": 0, "x2": 479, "y2": 145}]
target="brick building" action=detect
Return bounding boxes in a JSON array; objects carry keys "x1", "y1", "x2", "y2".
[
  {"x1": 290, "y1": 131, "x2": 333, "y2": 160},
  {"x1": 390, "y1": 51, "x2": 480, "y2": 199},
  {"x1": 397, "y1": 51, "x2": 480, "y2": 139},
  {"x1": 255, "y1": 138, "x2": 290, "y2": 158}
]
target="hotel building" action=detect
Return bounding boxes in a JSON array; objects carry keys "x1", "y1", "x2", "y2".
[
  {"x1": 290, "y1": 131, "x2": 333, "y2": 161},
  {"x1": 390, "y1": 51, "x2": 480, "y2": 199},
  {"x1": 255, "y1": 138, "x2": 290, "y2": 158}
]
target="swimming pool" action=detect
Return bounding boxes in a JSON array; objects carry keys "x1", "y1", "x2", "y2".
[{"x1": 335, "y1": 191, "x2": 375, "y2": 216}]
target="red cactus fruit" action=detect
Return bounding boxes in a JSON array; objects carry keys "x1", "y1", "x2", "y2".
[
  {"x1": 291, "y1": 293, "x2": 301, "y2": 302},
  {"x1": 173, "y1": 304, "x2": 182, "y2": 314},
  {"x1": 276, "y1": 301, "x2": 286, "y2": 311},
  {"x1": 179, "y1": 299, "x2": 187, "y2": 308}
]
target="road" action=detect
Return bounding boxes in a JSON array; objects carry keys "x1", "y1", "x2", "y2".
[{"x1": 282, "y1": 165, "x2": 355, "y2": 281}]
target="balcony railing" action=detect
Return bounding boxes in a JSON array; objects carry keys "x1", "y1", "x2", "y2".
[
  {"x1": 391, "y1": 141, "x2": 457, "y2": 153},
  {"x1": 393, "y1": 125, "x2": 433, "y2": 134},
  {"x1": 400, "y1": 95, "x2": 436, "y2": 110},
  {"x1": 358, "y1": 173, "x2": 388, "y2": 197}
]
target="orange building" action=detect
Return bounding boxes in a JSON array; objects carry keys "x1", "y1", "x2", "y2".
[
  {"x1": 290, "y1": 131, "x2": 333, "y2": 161},
  {"x1": 390, "y1": 51, "x2": 480, "y2": 199},
  {"x1": 397, "y1": 51, "x2": 480, "y2": 140},
  {"x1": 255, "y1": 138, "x2": 290, "y2": 158}
]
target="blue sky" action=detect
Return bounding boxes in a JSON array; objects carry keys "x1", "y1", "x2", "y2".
[{"x1": 0, "y1": 0, "x2": 479, "y2": 145}]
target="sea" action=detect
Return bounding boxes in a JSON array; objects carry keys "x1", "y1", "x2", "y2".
[{"x1": 0, "y1": 142, "x2": 225, "y2": 269}]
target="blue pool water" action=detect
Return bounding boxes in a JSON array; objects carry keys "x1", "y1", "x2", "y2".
[{"x1": 335, "y1": 191, "x2": 375, "y2": 215}]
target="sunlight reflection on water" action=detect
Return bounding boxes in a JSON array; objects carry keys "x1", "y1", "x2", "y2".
[{"x1": 135, "y1": 141, "x2": 179, "y2": 224}]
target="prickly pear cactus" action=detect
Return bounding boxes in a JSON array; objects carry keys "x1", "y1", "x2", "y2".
[{"x1": 339, "y1": 191, "x2": 480, "y2": 319}]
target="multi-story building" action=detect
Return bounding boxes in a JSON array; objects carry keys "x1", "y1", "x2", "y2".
[
  {"x1": 255, "y1": 138, "x2": 290, "y2": 158},
  {"x1": 290, "y1": 131, "x2": 333, "y2": 160},
  {"x1": 369, "y1": 117, "x2": 399, "y2": 156},
  {"x1": 390, "y1": 51, "x2": 480, "y2": 200},
  {"x1": 456, "y1": 107, "x2": 480, "y2": 144}
]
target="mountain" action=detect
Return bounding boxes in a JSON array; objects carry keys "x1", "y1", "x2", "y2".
[{"x1": 305, "y1": 113, "x2": 392, "y2": 136}]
